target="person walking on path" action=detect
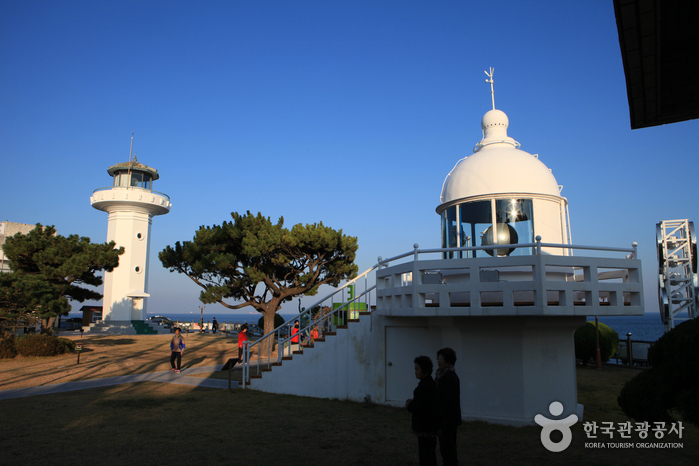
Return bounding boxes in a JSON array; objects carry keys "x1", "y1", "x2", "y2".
[
  {"x1": 212, "y1": 317, "x2": 218, "y2": 334},
  {"x1": 406, "y1": 356, "x2": 441, "y2": 466},
  {"x1": 436, "y1": 348, "x2": 462, "y2": 465},
  {"x1": 170, "y1": 328, "x2": 186, "y2": 373},
  {"x1": 237, "y1": 323, "x2": 249, "y2": 360}
]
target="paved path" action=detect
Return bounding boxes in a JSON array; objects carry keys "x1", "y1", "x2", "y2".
[{"x1": 0, "y1": 364, "x2": 239, "y2": 401}]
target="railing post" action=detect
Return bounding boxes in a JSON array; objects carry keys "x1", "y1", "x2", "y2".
[
  {"x1": 413, "y1": 244, "x2": 419, "y2": 309},
  {"x1": 277, "y1": 330, "x2": 281, "y2": 364},
  {"x1": 535, "y1": 236, "x2": 542, "y2": 255},
  {"x1": 626, "y1": 332, "x2": 633, "y2": 366},
  {"x1": 242, "y1": 340, "x2": 247, "y2": 389},
  {"x1": 632, "y1": 242, "x2": 638, "y2": 259}
]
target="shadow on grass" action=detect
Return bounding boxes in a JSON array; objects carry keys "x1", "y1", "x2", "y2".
[{"x1": 84, "y1": 338, "x2": 138, "y2": 346}]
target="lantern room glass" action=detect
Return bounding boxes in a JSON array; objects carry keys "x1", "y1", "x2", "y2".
[
  {"x1": 494, "y1": 199, "x2": 534, "y2": 256},
  {"x1": 113, "y1": 171, "x2": 153, "y2": 190},
  {"x1": 440, "y1": 198, "x2": 535, "y2": 257}
]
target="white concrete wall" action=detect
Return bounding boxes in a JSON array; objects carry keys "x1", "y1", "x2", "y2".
[
  {"x1": 250, "y1": 313, "x2": 586, "y2": 426},
  {"x1": 102, "y1": 209, "x2": 153, "y2": 321}
]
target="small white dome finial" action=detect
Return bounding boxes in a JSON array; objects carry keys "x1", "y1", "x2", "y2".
[{"x1": 484, "y1": 67, "x2": 495, "y2": 110}]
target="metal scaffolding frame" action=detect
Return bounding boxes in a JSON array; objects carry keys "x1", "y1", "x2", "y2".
[{"x1": 657, "y1": 219, "x2": 698, "y2": 332}]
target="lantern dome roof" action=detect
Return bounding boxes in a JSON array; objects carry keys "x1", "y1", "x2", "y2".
[
  {"x1": 439, "y1": 109, "x2": 561, "y2": 209},
  {"x1": 107, "y1": 155, "x2": 160, "y2": 180}
]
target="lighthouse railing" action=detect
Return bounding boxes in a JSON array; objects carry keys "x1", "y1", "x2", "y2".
[
  {"x1": 375, "y1": 238, "x2": 642, "y2": 316},
  {"x1": 92, "y1": 186, "x2": 171, "y2": 200}
]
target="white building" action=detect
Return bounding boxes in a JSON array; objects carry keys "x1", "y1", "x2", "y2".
[
  {"x1": 0, "y1": 221, "x2": 36, "y2": 273},
  {"x1": 87, "y1": 156, "x2": 171, "y2": 334},
  {"x1": 245, "y1": 104, "x2": 644, "y2": 426}
]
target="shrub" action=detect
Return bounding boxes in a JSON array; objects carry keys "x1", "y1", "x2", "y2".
[
  {"x1": 57, "y1": 337, "x2": 76, "y2": 352},
  {"x1": 618, "y1": 318, "x2": 699, "y2": 427},
  {"x1": 574, "y1": 320, "x2": 619, "y2": 365},
  {"x1": 617, "y1": 368, "x2": 673, "y2": 422},
  {"x1": 0, "y1": 335, "x2": 17, "y2": 359},
  {"x1": 15, "y1": 333, "x2": 66, "y2": 357}
]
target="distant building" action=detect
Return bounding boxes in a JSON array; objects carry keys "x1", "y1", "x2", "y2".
[{"x1": 0, "y1": 221, "x2": 36, "y2": 273}]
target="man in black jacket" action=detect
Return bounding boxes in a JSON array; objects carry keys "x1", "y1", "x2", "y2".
[
  {"x1": 406, "y1": 356, "x2": 441, "y2": 466},
  {"x1": 435, "y1": 347, "x2": 462, "y2": 465}
]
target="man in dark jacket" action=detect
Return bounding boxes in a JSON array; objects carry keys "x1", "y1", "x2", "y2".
[
  {"x1": 406, "y1": 356, "x2": 441, "y2": 466},
  {"x1": 436, "y1": 347, "x2": 462, "y2": 465}
]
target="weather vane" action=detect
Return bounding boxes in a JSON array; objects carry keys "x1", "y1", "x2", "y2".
[{"x1": 484, "y1": 67, "x2": 495, "y2": 110}]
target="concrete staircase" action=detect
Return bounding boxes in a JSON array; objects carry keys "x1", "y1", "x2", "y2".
[{"x1": 246, "y1": 312, "x2": 374, "y2": 400}]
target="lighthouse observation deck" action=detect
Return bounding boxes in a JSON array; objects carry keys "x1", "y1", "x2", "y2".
[
  {"x1": 375, "y1": 239, "x2": 643, "y2": 318},
  {"x1": 90, "y1": 186, "x2": 171, "y2": 216}
]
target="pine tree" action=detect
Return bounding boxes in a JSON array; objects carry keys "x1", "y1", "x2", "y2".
[
  {"x1": 0, "y1": 224, "x2": 124, "y2": 330},
  {"x1": 159, "y1": 211, "x2": 358, "y2": 350}
]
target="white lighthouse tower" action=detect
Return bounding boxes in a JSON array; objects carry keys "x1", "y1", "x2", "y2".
[{"x1": 89, "y1": 153, "x2": 171, "y2": 333}]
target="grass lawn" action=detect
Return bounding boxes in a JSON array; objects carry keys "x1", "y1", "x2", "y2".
[{"x1": 0, "y1": 336, "x2": 697, "y2": 465}]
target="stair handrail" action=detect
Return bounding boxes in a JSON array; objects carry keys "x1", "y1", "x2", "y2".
[
  {"x1": 242, "y1": 281, "x2": 377, "y2": 386},
  {"x1": 242, "y1": 262, "x2": 384, "y2": 387},
  {"x1": 275, "y1": 286, "x2": 377, "y2": 359}
]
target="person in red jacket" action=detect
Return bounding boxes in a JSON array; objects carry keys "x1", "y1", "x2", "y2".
[
  {"x1": 290, "y1": 320, "x2": 300, "y2": 343},
  {"x1": 237, "y1": 323, "x2": 249, "y2": 360}
]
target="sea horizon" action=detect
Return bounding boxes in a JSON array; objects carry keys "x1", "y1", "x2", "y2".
[{"x1": 64, "y1": 310, "x2": 670, "y2": 342}]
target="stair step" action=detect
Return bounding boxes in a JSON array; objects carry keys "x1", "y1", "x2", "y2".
[
  {"x1": 282, "y1": 356, "x2": 293, "y2": 360},
  {"x1": 314, "y1": 338, "x2": 326, "y2": 342},
  {"x1": 348, "y1": 319, "x2": 359, "y2": 323},
  {"x1": 325, "y1": 332, "x2": 337, "y2": 336},
  {"x1": 250, "y1": 375, "x2": 262, "y2": 379},
  {"x1": 337, "y1": 325, "x2": 348, "y2": 329},
  {"x1": 293, "y1": 351, "x2": 303, "y2": 355},
  {"x1": 359, "y1": 311, "x2": 371, "y2": 315},
  {"x1": 271, "y1": 362, "x2": 282, "y2": 366}
]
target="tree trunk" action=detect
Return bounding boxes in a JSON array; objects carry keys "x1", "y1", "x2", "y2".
[
  {"x1": 258, "y1": 310, "x2": 278, "y2": 359},
  {"x1": 41, "y1": 316, "x2": 57, "y2": 334}
]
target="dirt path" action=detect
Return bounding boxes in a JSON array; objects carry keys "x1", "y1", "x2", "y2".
[{"x1": 0, "y1": 333, "x2": 241, "y2": 391}]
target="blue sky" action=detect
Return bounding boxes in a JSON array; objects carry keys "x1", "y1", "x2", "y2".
[{"x1": 2, "y1": 1, "x2": 697, "y2": 317}]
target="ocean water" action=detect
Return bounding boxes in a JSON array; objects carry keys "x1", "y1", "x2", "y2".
[
  {"x1": 66, "y1": 310, "x2": 670, "y2": 342},
  {"x1": 597, "y1": 312, "x2": 666, "y2": 342},
  {"x1": 152, "y1": 312, "x2": 298, "y2": 325},
  {"x1": 65, "y1": 311, "x2": 299, "y2": 326}
]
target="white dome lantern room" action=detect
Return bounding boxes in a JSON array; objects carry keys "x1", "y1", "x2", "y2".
[{"x1": 437, "y1": 72, "x2": 571, "y2": 257}]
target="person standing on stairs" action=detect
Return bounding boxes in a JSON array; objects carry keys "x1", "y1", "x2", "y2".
[{"x1": 290, "y1": 320, "x2": 300, "y2": 354}]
